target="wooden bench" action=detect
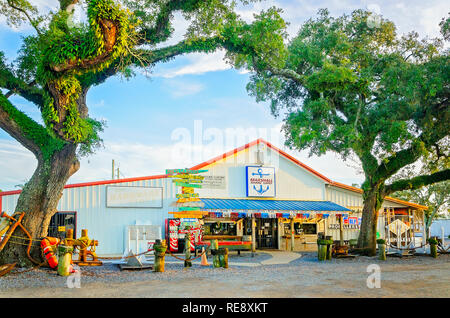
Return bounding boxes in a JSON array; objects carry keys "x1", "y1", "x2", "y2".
[{"x1": 195, "y1": 240, "x2": 252, "y2": 256}]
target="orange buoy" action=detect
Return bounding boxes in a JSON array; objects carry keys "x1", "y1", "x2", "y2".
[{"x1": 41, "y1": 237, "x2": 60, "y2": 269}]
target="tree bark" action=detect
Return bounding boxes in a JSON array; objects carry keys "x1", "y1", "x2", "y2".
[
  {"x1": 357, "y1": 187, "x2": 383, "y2": 256},
  {"x1": 0, "y1": 143, "x2": 79, "y2": 267}
]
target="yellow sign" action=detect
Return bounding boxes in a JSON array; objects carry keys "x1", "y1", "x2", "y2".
[
  {"x1": 176, "y1": 197, "x2": 201, "y2": 203},
  {"x1": 58, "y1": 226, "x2": 66, "y2": 232},
  {"x1": 169, "y1": 211, "x2": 208, "y2": 218},
  {"x1": 182, "y1": 187, "x2": 194, "y2": 194},
  {"x1": 169, "y1": 174, "x2": 204, "y2": 180}
]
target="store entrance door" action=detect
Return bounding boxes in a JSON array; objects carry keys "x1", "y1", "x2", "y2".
[{"x1": 256, "y1": 219, "x2": 278, "y2": 249}]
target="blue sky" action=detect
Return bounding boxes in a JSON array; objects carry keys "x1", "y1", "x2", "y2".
[{"x1": 0, "y1": 0, "x2": 448, "y2": 190}]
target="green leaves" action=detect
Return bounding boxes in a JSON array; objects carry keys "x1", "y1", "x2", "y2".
[
  {"x1": 223, "y1": 6, "x2": 288, "y2": 72},
  {"x1": 304, "y1": 62, "x2": 356, "y2": 92}
]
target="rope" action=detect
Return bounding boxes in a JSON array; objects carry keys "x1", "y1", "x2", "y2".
[
  {"x1": 5, "y1": 240, "x2": 40, "y2": 247},
  {"x1": 97, "y1": 248, "x2": 154, "y2": 260},
  {"x1": 0, "y1": 212, "x2": 46, "y2": 267},
  {"x1": 166, "y1": 247, "x2": 208, "y2": 262},
  {"x1": 1, "y1": 234, "x2": 42, "y2": 241},
  {"x1": 8, "y1": 248, "x2": 48, "y2": 276}
]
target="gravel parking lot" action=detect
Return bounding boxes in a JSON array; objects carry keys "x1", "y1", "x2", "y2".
[{"x1": 1, "y1": 252, "x2": 449, "y2": 298}]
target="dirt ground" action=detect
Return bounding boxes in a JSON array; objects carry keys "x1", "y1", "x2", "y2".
[{"x1": 1, "y1": 252, "x2": 449, "y2": 298}]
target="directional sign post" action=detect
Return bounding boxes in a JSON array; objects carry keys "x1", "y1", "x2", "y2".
[{"x1": 167, "y1": 168, "x2": 208, "y2": 218}]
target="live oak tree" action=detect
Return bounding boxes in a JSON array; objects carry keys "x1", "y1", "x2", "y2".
[
  {"x1": 244, "y1": 9, "x2": 450, "y2": 255},
  {"x1": 0, "y1": 0, "x2": 287, "y2": 266}
]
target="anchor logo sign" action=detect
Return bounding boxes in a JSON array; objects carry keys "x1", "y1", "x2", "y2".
[{"x1": 249, "y1": 167, "x2": 273, "y2": 195}]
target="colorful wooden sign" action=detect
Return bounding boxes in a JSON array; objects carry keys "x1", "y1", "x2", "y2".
[
  {"x1": 174, "y1": 182, "x2": 202, "y2": 188},
  {"x1": 166, "y1": 168, "x2": 208, "y2": 218},
  {"x1": 176, "y1": 193, "x2": 199, "y2": 198},
  {"x1": 166, "y1": 169, "x2": 208, "y2": 175}
]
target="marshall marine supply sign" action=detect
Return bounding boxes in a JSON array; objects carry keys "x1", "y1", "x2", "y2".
[{"x1": 246, "y1": 166, "x2": 276, "y2": 197}]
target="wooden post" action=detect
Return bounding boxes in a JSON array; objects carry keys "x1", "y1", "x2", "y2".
[
  {"x1": 184, "y1": 236, "x2": 192, "y2": 268},
  {"x1": 326, "y1": 240, "x2": 333, "y2": 260},
  {"x1": 154, "y1": 239, "x2": 167, "y2": 272},
  {"x1": 430, "y1": 241, "x2": 438, "y2": 258},
  {"x1": 378, "y1": 243, "x2": 386, "y2": 261},
  {"x1": 339, "y1": 214, "x2": 344, "y2": 246},
  {"x1": 317, "y1": 243, "x2": 327, "y2": 261},
  {"x1": 212, "y1": 239, "x2": 220, "y2": 268},
  {"x1": 57, "y1": 245, "x2": 73, "y2": 276},
  {"x1": 222, "y1": 248, "x2": 229, "y2": 269},
  {"x1": 290, "y1": 218, "x2": 295, "y2": 252},
  {"x1": 251, "y1": 216, "x2": 256, "y2": 257}
]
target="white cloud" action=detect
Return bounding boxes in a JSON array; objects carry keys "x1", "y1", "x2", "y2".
[
  {"x1": 0, "y1": 140, "x2": 36, "y2": 190},
  {"x1": 162, "y1": 78, "x2": 205, "y2": 98},
  {"x1": 155, "y1": 50, "x2": 231, "y2": 78},
  {"x1": 419, "y1": 2, "x2": 449, "y2": 38}
]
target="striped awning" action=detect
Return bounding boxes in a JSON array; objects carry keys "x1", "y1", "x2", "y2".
[{"x1": 200, "y1": 198, "x2": 350, "y2": 213}]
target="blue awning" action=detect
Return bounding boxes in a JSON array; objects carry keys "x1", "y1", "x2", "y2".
[{"x1": 200, "y1": 198, "x2": 350, "y2": 212}]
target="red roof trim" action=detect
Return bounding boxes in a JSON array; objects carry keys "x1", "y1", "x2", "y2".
[
  {"x1": 0, "y1": 174, "x2": 167, "y2": 197},
  {"x1": 329, "y1": 181, "x2": 428, "y2": 210},
  {"x1": 190, "y1": 139, "x2": 261, "y2": 170},
  {"x1": 260, "y1": 139, "x2": 332, "y2": 183}
]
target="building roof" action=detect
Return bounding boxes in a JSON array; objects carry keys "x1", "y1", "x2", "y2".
[
  {"x1": 328, "y1": 181, "x2": 428, "y2": 210},
  {"x1": 0, "y1": 138, "x2": 427, "y2": 210},
  {"x1": 201, "y1": 198, "x2": 350, "y2": 212}
]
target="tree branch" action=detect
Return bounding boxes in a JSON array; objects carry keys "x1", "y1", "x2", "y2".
[
  {"x1": 137, "y1": 0, "x2": 205, "y2": 45},
  {"x1": 374, "y1": 127, "x2": 448, "y2": 182},
  {"x1": 0, "y1": 92, "x2": 48, "y2": 158},
  {"x1": 267, "y1": 67, "x2": 305, "y2": 84},
  {"x1": 82, "y1": 37, "x2": 223, "y2": 87},
  {"x1": 0, "y1": 64, "x2": 43, "y2": 107},
  {"x1": 6, "y1": 0, "x2": 42, "y2": 36},
  {"x1": 385, "y1": 169, "x2": 450, "y2": 195}
]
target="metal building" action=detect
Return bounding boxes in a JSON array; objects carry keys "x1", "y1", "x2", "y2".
[{"x1": 0, "y1": 139, "x2": 427, "y2": 256}]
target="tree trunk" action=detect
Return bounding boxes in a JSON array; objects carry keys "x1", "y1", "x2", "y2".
[
  {"x1": 0, "y1": 144, "x2": 79, "y2": 267},
  {"x1": 357, "y1": 188, "x2": 383, "y2": 256}
]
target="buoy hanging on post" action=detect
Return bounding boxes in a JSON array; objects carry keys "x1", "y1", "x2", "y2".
[{"x1": 41, "y1": 237, "x2": 60, "y2": 269}]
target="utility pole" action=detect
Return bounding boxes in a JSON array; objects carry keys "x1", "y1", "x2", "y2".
[
  {"x1": 117, "y1": 167, "x2": 120, "y2": 180},
  {"x1": 112, "y1": 159, "x2": 115, "y2": 180}
]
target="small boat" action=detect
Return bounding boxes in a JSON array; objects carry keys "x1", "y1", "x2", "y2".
[{"x1": 0, "y1": 263, "x2": 16, "y2": 277}]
